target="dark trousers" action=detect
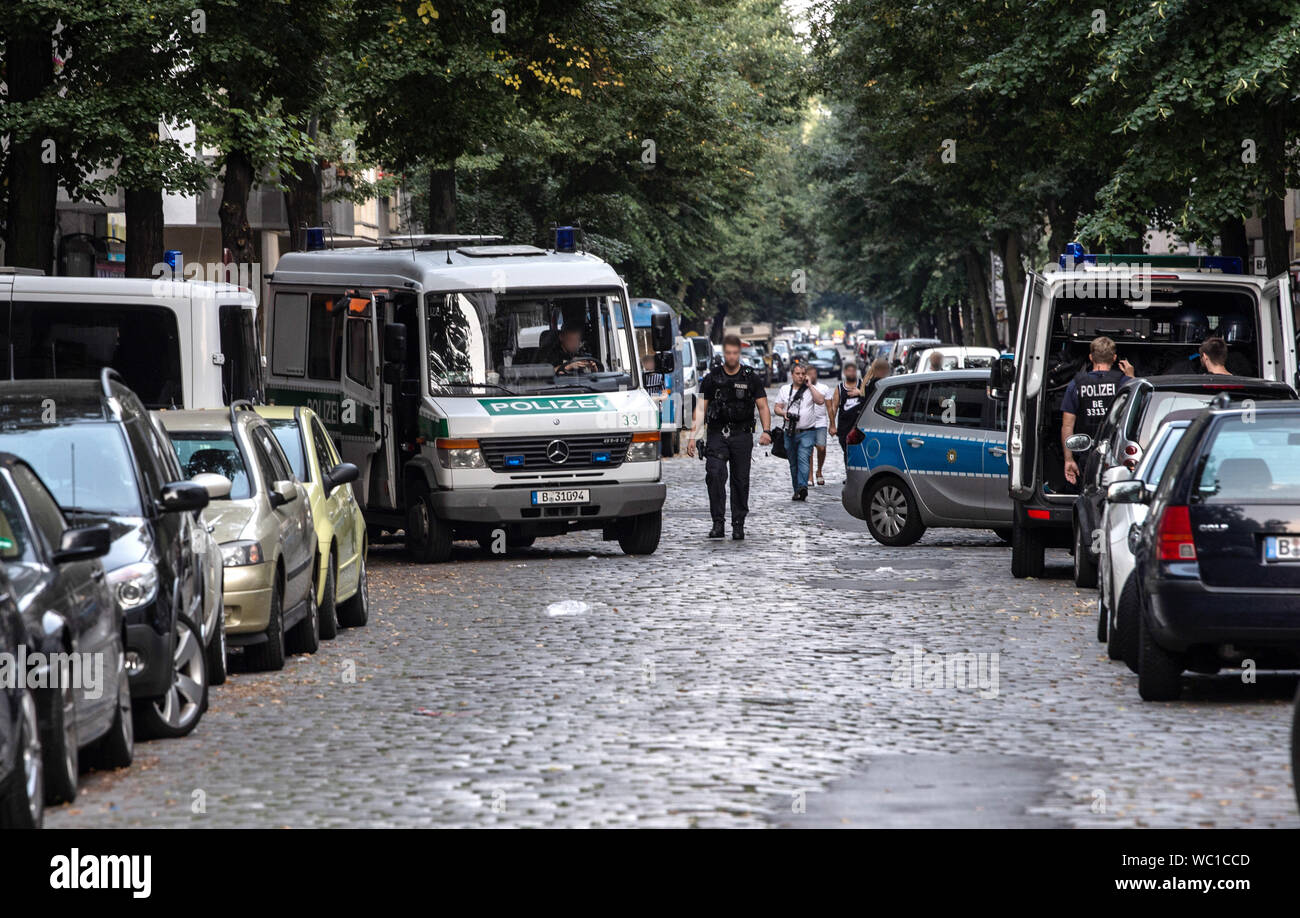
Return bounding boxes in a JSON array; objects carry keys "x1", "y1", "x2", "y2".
[{"x1": 705, "y1": 428, "x2": 753, "y2": 526}]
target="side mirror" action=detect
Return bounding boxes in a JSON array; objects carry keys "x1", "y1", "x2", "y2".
[
  {"x1": 1065, "y1": 433, "x2": 1094, "y2": 453},
  {"x1": 1100, "y1": 466, "x2": 1132, "y2": 488},
  {"x1": 382, "y1": 362, "x2": 402, "y2": 386},
  {"x1": 323, "y1": 462, "x2": 359, "y2": 497},
  {"x1": 53, "y1": 523, "x2": 111, "y2": 564},
  {"x1": 384, "y1": 322, "x2": 407, "y2": 360},
  {"x1": 650, "y1": 312, "x2": 673, "y2": 353},
  {"x1": 269, "y1": 480, "x2": 298, "y2": 508},
  {"x1": 989, "y1": 355, "x2": 1015, "y2": 400},
  {"x1": 1107, "y1": 479, "x2": 1149, "y2": 504},
  {"x1": 655, "y1": 351, "x2": 675, "y2": 375},
  {"x1": 159, "y1": 481, "x2": 210, "y2": 513},
  {"x1": 191, "y1": 472, "x2": 232, "y2": 499}
]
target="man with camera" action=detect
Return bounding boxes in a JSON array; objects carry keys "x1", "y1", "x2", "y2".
[
  {"x1": 773, "y1": 361, "x2": 827, "y2": 501},
  {"x1": 686, "y1": 335, "x2": 772, "y2": 540}
]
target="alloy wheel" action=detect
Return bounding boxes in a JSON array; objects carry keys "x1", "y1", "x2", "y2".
[
  {"x1": 870, "y1": 485, "x2": 907, "y2": 537},
  {"x1": 153, "y1": 621, "x2": 204, "y2": 731}
]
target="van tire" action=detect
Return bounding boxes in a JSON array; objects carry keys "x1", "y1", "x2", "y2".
[
  {"x1": 406, "y1": 487, "x2": 452, "y2": 563},
  {"x1": 1010, "y1": 517, "x2": 1045, "y2": 579},
  {"x1": 617, "y1": 510, "x2": 662, "y2": 555},
  {"x1": 1137, "y1": 605, "x2": 1183, "y2": 701},
  {"x1": 1072, "y1": 519, "x2": 1098, "y2": 588}
]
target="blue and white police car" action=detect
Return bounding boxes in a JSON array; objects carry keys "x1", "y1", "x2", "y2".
[{"x1": 842, "y1": 369, "x2": 1013, "y2": 545}]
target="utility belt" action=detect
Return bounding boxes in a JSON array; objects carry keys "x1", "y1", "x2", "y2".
[{"x1": 707, "y1": 421, "x2": 754, "y2": 438}]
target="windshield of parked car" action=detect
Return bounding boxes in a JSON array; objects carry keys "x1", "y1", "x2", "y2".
[
  {"x1": 0, "y1": 423, "x2": 142, "y2": 516},
  {"x1": 1195, "y1": 415, "x2": 1300, "y2": 500},
  {"x1": 264, "y1": 419, "x2": 307, "y2": 481},
  {"x1": 168, "y1": 432, "x2": 253, "y2": 499},
  {"x1": 426, "y1": 290, "x2": 636, "y2": 395}
]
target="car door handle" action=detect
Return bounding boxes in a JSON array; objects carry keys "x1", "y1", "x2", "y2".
[
  {"x1": 906, "y1": 438, "x2": 924, "y2": 448},
  {"x1": 988, "y1": 446, "x2": 1007, "y2": 457}
]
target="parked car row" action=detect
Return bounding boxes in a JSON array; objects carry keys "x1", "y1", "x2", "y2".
[{"x1": 0, "y1": 371, "x2": 369, "y2": 827}]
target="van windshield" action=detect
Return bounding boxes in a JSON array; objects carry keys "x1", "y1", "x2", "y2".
[
  {"x1": 426, "y1": 291, "x2": 636, "y2": 395},
  {"x1": 3, "y1": 301, "x2": 185, "y2": 409}
]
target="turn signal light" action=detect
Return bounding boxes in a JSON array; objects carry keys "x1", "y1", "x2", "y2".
[
  {"x1": 435, "y1": 438, "x2": 479, "y2": 449},
  {"x1": 1157, "y1": 504, "x2": 1197, "y2": 561},
  {"x1": 631, "y1": 431, "x2": 660, "y2": 443}
]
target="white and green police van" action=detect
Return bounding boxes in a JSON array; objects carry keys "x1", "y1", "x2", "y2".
[{"x1": 263, "y1": 231, "x2": 668, "y2": 562}]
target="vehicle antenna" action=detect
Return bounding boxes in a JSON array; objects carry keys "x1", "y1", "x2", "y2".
[{"x1": 70, "y1": 442, "x2": 76, "y2": 510}]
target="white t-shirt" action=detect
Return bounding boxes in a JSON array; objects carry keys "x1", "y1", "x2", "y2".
[
  {"x1": 775, "y1": 383, "x2": 819, "y2": 431},
  {"x1": 810, "y1": 383, "x2": 832, "y2": 428}
]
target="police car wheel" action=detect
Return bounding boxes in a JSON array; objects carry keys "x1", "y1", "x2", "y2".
[{"x1": 864, "y1": 477, "x2": 924, "y2": 547}]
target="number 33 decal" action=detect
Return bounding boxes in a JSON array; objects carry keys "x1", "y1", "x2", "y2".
[{"x1": 621, "y1": 413, "x2": 640, "y2": 427}]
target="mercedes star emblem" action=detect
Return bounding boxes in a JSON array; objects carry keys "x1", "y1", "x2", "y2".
[{"x1": 546, "y1": 439, "x2": 570, "y2": 464}]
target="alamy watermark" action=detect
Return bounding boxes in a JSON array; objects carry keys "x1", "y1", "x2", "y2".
[
  {"x1": 0, "y1": 646, "x2": 104, "y2": 699},
  {"x1": 890, "y1": 644, "x2": 1000, "y2": 698}
]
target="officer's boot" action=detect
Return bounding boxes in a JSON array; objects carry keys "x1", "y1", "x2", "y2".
[
  {"x1": 707, "y1": 521, "x2": 725, "y2": 539},
  {"x1": 731, "y1": 522, "x2": 744, "y2": 541}
]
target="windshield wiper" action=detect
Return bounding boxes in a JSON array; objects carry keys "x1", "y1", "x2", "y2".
[
  {"x1": 431, "y1": 382, "x2": 517, "y2": 395},
  {"x1": 534, "y1": 382, "x2": 605, "y2": 393}
]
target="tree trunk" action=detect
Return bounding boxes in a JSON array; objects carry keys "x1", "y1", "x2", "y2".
[
  {"x1": 1217, "y1": 215, "x2": 1249, "y2": 264},
  {"x1": 1045, "y1": 198, "x2": 1073, "y2": 263},
  {"x1": 934, "y1": 300, "x2": 952, "y2": 342},
  {"x1": 963, "y1": 248, "x2": 996, "y2": 347},
  {"x1": 428, "y1": 167, "x2": 457, "y2": 234},
  {"x1": 998, "y1": 231, "x2": 1025, "y2": 349},
  {"x1": 219, "y1": 149, "x2": 258, "y2": 269},
  {"x1": 958, "y1": 296, "x2": 972, "y2": 346},
  {"x1": 1262, "y1": 193, "x2": 1289, "y2": 277},
  {"x1": 283, "y1": 156, "x2": 323, "y2": 252},
  {"x1": 124, "y1": 187, "x2": 165, "y2": 279},
  {"x1": 4, "y1": 28, "x2": 58, "y2": 273}
]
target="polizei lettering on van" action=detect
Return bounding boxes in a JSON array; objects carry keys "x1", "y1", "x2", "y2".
[{"x1": 479, "y1": 396, "x2": 614, "y2": 415}]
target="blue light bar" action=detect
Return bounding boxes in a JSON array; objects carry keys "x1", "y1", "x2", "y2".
[
  {"x1": 1058, "y1": 242, "x2": 1242, "y2": 274},
  {"x1": 554, "y1": 226, "x2": 577, "y2": 253},
  {"x1": 305, "y1": 227, "x2": 326, "y2": 251},
  {"x1": 504, "y1": 455, "x2": 525, "y2": 468},
  {"x1": 164, "y1": 249, "x2": 183, "y2": 274}
]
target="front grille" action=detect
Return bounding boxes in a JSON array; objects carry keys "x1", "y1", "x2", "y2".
[{"x1": 479, "y1": 433, "x2": 632, "y2": 471}]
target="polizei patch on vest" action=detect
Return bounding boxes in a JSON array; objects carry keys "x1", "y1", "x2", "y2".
[
  {"x1": 1077, "y1": 382, "x2": 1117, "y2": 398},
  {"x1": 478, "y1": 396, "x2": 615, "y2": 414}
]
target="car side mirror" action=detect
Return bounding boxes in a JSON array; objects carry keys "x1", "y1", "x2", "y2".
[
  {"x1": 1107, "y1": 479, "x2": 1149, "y2": 504},
  {"x1": 323, "y1": 462, "x2": 359, "y2": 498},
  {"x1": 191, "y1": 472, "x2": 232, "y2": 499},
  {"x1": 1065, "y1": 433, "x2": 1094, "y2": 453},
  {"x1": 159, "y1": 481, "x2": 210, "y2": 513},
  {"x1": 989, "y1": 355, "x2": 1014, "y2": 400},
  {"x1": 269, "y1": 480, "x2": 298, "y2": 508},
  {"x1": 655, "y1": 351, "x2": 675, "y2": 375},
  {"x1": 650, "y1": 312, "x2": 673, "y2": 352},
  {"x1": 384, "y1": 322, "x2": 407, "y2": 361},
  {"x1": 53, "y1": 523, "x2": 112, "y2": 564},
  {"x1": 1100, "y1": 466, "x2": 1132, "y2": 488}
]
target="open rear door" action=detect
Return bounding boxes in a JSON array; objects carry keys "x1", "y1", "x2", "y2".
[
  {"x1": 1007, "y1": 273, "x2": 1047, "y2": 500},
  {"x1": 1265, "y1": 271, "x2": 1297, "y2": 390}
]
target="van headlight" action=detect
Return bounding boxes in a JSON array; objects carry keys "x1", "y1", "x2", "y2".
[
  {"x1": 107, "y1": 561, "x2": 159, "y2": 610},
  {"x1": 221, "y1": 540, "x2": 264, "y2": 568},
  {"x1": 626, "y1": 433, "x2": 660, "y2": 462},
  {"x1": 435, "y1": 438, "x2": 487, "y2": 469}
]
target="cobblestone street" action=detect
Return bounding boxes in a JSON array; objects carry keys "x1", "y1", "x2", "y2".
[{"x1": 47, "y1": 422, "x2": 1299, "y2": 828}]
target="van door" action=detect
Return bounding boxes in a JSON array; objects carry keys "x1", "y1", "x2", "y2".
[
  {"x1": 341, "y1": 294, "x2": 389, "y2": 508},
  {"x1": 1265, "y1": 272, "x2": 1297, "y2": 389},
  {"x1": 1008, "y1": 273, "x2": 1048, "y2": 500}
]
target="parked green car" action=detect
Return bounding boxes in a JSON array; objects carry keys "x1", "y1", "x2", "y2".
[
  {"x1": 257, "y1": 405, "x2": 369, "y2": 636},
  {"x1": 160, "y1": 403, "x2": 318, "y2": 671}
]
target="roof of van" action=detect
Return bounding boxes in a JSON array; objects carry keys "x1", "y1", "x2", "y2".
[
  {"x1": 270, "y1": 244, "x2": 625, "y2": 293},
  {"x1": 1044, "y1": 266, "x2": 1270, "y2": 288},
  {"x1": 5, "y1": 275, "x2": 258, "y2": 304}
]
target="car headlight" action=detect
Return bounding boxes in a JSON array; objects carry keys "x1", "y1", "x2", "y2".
[
  {"x1": 221, "y1": 540, "x2": 265, "y2": 568},
  {"x1": 106, "y1": 561, "x2": 159, "y2": 610},
  {"x1": 625, "y1": 436, "x2": 660, "y2": 462},
  {"x1": 435, "y1": 438, "x2": 487, "y2": 469}
]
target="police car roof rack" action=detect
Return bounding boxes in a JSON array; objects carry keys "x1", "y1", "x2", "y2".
[{"x1": 1058, "y1": 241, "x2": 1242, "y2": 274}]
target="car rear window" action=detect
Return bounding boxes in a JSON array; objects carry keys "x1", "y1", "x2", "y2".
[
  {"x1": 1195, "y1": 416, "x2": 1300, "y2": 501},
  {"x1": 1141, "y1": 427, "x2": 1186, "y2": 485},
  {"x1": 169, "y1": 432, "x2": 253, "y2": 499}
]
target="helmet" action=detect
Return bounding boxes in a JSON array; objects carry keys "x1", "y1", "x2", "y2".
[
  {"x1": 1216, "y1": 315, "x2": 1252, "y2": 343},
  {"x1": 1170, "y1": 308, "x2": 1208, "y2": 343}
]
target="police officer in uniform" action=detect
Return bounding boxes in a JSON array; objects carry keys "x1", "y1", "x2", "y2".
[
  {"x1": 686, "y1": 334, "x2": 772, "y2": 540},
  {"x1": 1062, "y1": 335, "x2": 1133, "y2": 485}
]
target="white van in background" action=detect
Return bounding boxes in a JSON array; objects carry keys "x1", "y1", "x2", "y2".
[{"x1": 0, "y1": 271, "x2": 262, "y2": 408}]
